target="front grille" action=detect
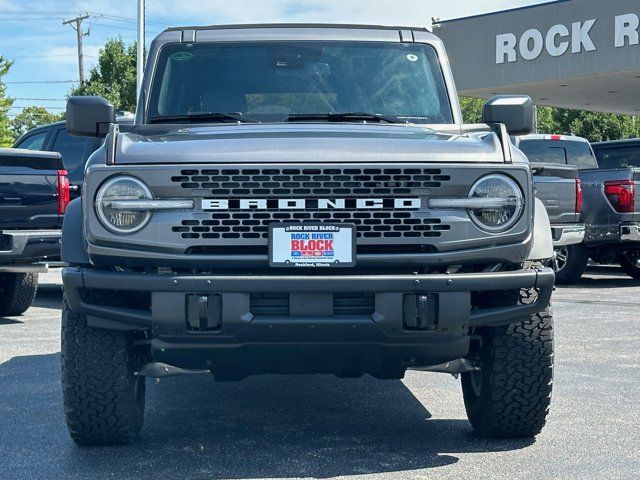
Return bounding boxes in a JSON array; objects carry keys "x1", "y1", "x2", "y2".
[
  {"x1": 171, "y1": 167, "x2": 452, "y2": 196},
  {"x1": 169, "y1": 167, "x2": 452, "y2": 242},
  {"x1": 250, "y1": 293, "x2": 375, "y2": 316},
  {"x1": 173, "y1": 212, "x2": 449, "y2": 240}
]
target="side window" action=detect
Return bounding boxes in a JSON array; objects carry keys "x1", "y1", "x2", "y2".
[
  {"x1": 15, "y1": 131, "x2": 48, "y2": 151},
  {"x1": 566, "y1": 142, "x2": 598, "y2": 170},
  {"x1": 51, "y1": 128, "x2": 91, "y2": 172}
]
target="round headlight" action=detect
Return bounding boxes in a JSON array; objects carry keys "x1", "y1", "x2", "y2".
[
  {"x1": 468, "y1": 174, "x2": 524, "y2": 233},
  {"x1": 96, "y1": 176, "x2": 153, "y2": 234}
]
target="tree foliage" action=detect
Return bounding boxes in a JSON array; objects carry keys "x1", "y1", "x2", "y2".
[
  {"x1": 459, "y1": 97, "x2": 640, "y2": 142},
  {"x1": 70, "y1": 38, "x2": 138, "y2": 112},
  {"x1": 0, "y1": 55, "x2": 14, "y2": 147},
  {"x1": 10, "y1": 106, "x2": 63, "y2": 139}
]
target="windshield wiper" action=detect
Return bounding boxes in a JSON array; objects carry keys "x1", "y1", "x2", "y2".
[
  {"x1": 148, "y1": 112, "x2": 259, "y2": 124},
  {"x1": 287, "y1": 112, "x2": 409, "y2": 124}
]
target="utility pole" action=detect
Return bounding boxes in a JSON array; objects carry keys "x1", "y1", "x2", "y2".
[
  {"x1": 63, "y1": 14, "x2": 90, "y2": 84},
  {"x1": 136, "y1": 0, "x2": 145, "y2": 107}
]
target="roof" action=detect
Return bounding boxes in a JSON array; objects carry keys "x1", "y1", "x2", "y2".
[
  {"x1": 592, "y1": 138, "x2": 640, "y2": 147},
  {"x1": 517, "y1": 134, "x2": 590, "y2": 143},
  {"x1": 165, "y1": 23, "x2": 431, "y2": 33},
  {"x1": 437, "y1": 0, "x2": 572, "y2": 25}
]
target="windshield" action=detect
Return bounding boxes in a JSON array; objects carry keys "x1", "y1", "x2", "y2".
[
  {"x1": 147, "y1": 41, "x2": 453, "y2": 124},
  {"x1": 518, "y1": 139, "x2": 598, "y2": 170},
  {"x1": 593, "y1": 144, "x2": 640, "y2": 169}
]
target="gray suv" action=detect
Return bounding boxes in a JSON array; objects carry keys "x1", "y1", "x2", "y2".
[{"x1": 60, "y1": 24, "x2": 555, "y2": 445}]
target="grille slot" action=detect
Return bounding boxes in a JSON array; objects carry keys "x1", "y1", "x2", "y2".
[{"x1": 250, "y1": 293, "x2": 375, "y2": 316}]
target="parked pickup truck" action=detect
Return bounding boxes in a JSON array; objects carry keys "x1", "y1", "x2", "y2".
[
  {"x1": 513, "y1": 135, "x2": 586, "y2": 283},
  {"x1": 13, "y1": 115, "x2": 134, "y2": 200},
  {"x1": 0, "y1": 148, "x2": 68, "y2": 316},
  {"x1": 589, "y1": 139, "x2": 640, "y2": 279},
  {"x1": 60, "y1": 24, "x2": 556, "y2": 445}
]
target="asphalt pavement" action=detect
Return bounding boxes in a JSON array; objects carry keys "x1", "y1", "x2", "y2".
[{"x1": 0, "y1": 268, "x2": 639, "y2": 480}]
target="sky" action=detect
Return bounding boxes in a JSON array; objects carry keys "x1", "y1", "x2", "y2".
[{"x1": 0, "y1": 0, "x2": 552, "y2": 116}]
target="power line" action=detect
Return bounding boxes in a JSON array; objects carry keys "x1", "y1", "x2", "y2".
[
  {"x1": 9, "y1": 54, "x2": 97, "y2": 60},
  {"x1": 9, "y1": 105, "x2": 66, "y2": 110},
  {"x1": 5, "y1": 80, "x2": 77, "y2": 84},
  {"x1": 14, "y1": 98, "x2": 67, "y2": 101}
]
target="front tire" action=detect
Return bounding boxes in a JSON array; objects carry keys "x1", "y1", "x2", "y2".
[
  {"x1": 0, "y1": 272, "x2": 38, "y2": 316},
  {"x1": 61, "y1": 293, "x2": 147, "y2": 445},
  {"x1": 618, "y1": 251, "x2": 640, "y2": 280},
  {"x1": 461, "y1": 306, "x2": 554, "y2": 438},
  {"x1": 552, "y1": 244, "x2": 589, "y2": 284}
]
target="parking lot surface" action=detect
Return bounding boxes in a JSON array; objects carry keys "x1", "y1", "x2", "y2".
[{"x1": 1, "y1": 268, "x2": 639, "y2": 480}]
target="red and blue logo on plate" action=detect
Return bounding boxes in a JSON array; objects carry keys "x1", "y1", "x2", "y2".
[{"x1": 290, "y1": 232, "x2": 335, "y2": 258}]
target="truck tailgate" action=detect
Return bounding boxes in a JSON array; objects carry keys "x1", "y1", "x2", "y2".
[
  {"x1": 580, "y1": 168, "x2": 640, "y2": 239},
  {"x1": 532, "y1": 163, "x2": 579, "y2": 224},
  {"x1": 0, "y1": 149, "x2": 63, "y2": 230}
]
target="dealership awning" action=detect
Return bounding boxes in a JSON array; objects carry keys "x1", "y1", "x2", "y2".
[{"x1": 435, "y1": 0, "x2": 640, "y2": 114}]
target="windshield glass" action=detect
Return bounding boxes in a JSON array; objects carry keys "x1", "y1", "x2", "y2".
[
  {"x1": 148, "y1": 41, "x2": 453, "y2": 124},
  {"x1": 593, "y1": 144, "x2": 640, "y2": 169}
]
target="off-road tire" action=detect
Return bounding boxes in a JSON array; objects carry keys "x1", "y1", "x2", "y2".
[
  {"x1": 0, "y1": 272, "x2": 38, "y2": 317},
  {"x1": 461, "y1": 305, "x2": 554, "y2": 438},
  {"x1": 553, "y1": 244, "x2": 589, "y2": 284},
  {"x1": 61, "y1": 292, "x2": 147, "y2": 446},
  {"x1": 618, "y1": 252, "x2": 640, "y2": 280}
]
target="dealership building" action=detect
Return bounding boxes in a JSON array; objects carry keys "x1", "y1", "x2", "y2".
[{"x1": 435, "y1": 0, "x2": 640, "y2": 114}]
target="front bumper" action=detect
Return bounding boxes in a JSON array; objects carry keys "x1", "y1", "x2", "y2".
[
  {"x1": 63, "y1": 267, "x2": 554, "y2": 377},
  {"x1": 620, "y1": 223, "x2": 640, "y2": 242},
  {"x1": 0, "y1": 229, "x2": 61, "y2": 269},
  {"x1": 552, "y1": 224, "x2": 585, "y2": 247}
]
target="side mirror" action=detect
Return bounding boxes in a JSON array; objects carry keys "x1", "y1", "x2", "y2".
[
  {"x1": 66, "y1": 96, "x2": 115, "y2": 138},
  {"x1": 482, "y1": 95, "x2": 533, "y2": 135}
]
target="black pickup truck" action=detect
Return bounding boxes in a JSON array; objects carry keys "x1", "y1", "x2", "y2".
[
  {"x1": 513, "y1": 135, "x2": 586, "y2": 283},
  {"x1": 13, "y1": 116, "x2": 134, "y2": 200},
  {"x1": 0, "y1": 148, "x2": 68, "y2": 315},
  {"x1": 589, "y1": 139, "x2": 640, "y2": 279}
]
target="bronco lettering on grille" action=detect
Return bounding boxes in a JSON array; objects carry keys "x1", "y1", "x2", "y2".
[{"x1": 201, "y1": 198, "x2": 422, "y2": 211}]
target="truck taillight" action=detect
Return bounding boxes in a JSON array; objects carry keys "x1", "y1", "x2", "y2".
[
  {"x1": 604, "y1": 180, "x2": 635, "y2": 213},
  {"x1": 575, "y1": 178, "x2": 583, "y2": 213},
  {"x1": 57, "y1": 169, "x2": 70, "y2": 215}
]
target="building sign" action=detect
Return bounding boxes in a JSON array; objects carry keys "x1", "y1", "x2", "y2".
[{"x1": 496, "y1": 13, "x2": 639, "y2": 63}]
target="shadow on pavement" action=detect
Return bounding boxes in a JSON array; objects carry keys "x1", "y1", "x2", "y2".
[
  {"x1": 0, "y1": 352, "x2": 534, "y2": 479},
  {"x1": 557, "y1": 265, "x2": 640, "y2": 290},
  {"x1": 33, "y1": 283, "x2": 63, "y2": 310}
]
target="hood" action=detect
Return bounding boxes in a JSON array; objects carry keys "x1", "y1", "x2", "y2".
[{"x1": 114, "y1": 123, "x2": 505, "y2": 165}]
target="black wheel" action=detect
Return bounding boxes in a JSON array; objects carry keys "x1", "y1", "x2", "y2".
[
  {"x1": 618, "y1": 251, "x2": 640, "y2": 280},
  {"x1": 0, "y1": 272, "x2": 38, "y2": 316},
  {"x1": 61, "y1": 292, "x2": 147, "y2": 445},
  {"x1": 461, "y1": 305, "x2": 554, "y2": 438},
  {"x1": 551, "y1": 244, "x2": 589, "y2": 284}
]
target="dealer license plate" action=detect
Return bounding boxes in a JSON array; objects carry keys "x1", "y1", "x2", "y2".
[{"x1": 269, "y1": 223, "x2": 356, "y2": 268}]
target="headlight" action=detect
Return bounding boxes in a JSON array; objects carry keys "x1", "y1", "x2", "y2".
[
  {"x1": 468, "y1": 174, "x2": 524, "y2": 232},
  {"x1": 95, "y1": 176, "x2": 153, "y2": 234}
]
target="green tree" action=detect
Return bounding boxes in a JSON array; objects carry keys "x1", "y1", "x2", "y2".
[
  {"x1": 459, "y1": 97, "x2": 484, "y2": 123},
  {"x1": 548, "y1": 108, "x2": 639, "y2": 142},
  {"x1": 10, "y1": 106, "x2": 63, "y2": 138},
  {"x1": 0, "y1": 55, "x2": 14, "y2": 147},
  {"x1": 70, "y1": 38, "x2": 138, "y2": 112}
]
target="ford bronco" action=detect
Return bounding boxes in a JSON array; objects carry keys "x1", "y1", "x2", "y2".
[{"x1": 60, "y1": 24, "x2": 555, "y2": 445}]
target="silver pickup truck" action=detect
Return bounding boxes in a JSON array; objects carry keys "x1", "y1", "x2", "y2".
[
  {"x1": 514, "y1": 135, "x2": 587, "y2": 283},
  {"x1": 59, "y1": 24, "x2": 555, "y2": 445}
]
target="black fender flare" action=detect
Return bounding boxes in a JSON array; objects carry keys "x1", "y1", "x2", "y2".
[{"x1": 61, "y1": 198, "x2": 90, "y2": 266}]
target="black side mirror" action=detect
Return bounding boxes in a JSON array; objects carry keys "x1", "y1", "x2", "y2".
[
  {"x1": 482, "y1": 95, "x2": 533, "y2": 135},
  {"x1": 66, "y1": 96, "x2": 116, "y2": 138}
]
